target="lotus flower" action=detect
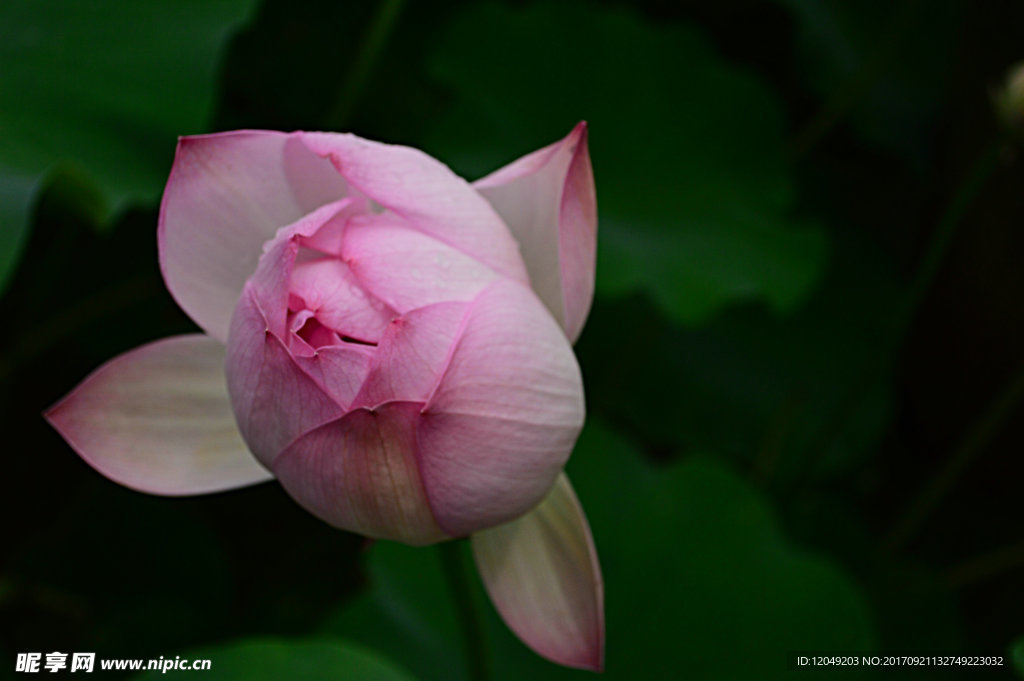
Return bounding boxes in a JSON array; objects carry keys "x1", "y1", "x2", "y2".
[{"x1": 45, "y1": 124, "x2": 602, "y2": 670}]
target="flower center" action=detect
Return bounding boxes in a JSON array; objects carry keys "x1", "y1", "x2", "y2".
[{"x1": 285, "y1": 238, "x2": 395, "y2": 355}]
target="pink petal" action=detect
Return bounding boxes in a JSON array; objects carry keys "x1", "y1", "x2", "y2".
[
  {"x1": 290, "y1": 257, "x2": 394, "y2": 343},
  {"x1": 225, "y1": 287, "x2": 357, "y2": 466},
  {"x1": 299, "y1": 132, "x2": 529, "y2": 284},
  {"x1": 45, "y1": 335, "x2": 271, "y2": 495},
  {"x1": 417, "y1": 280, "x2": 585, "y2": 536},
  {"x1": 159, "y1": 131, "x2": 348, "y2": 341},
  {"x1": 290, "y1": 343, "x2": 376, "y2": 408},
  {"x1": 474, "y1": 122, "x2": 597, "y2": 342},
  {"x1": 246, "y1": 198, "x2": 390, "y2": 343},
  {"x1": 273, "y1": 401, "x2": 447, "y2": 545},
  {"x1": 472, "y1": 474, "x2": 604, "y2": 671},
  {"x1": 342, "y1": 215, "x2": 498, "y2": 313},
  {"x1": 350, "y1": 301, "x2": 469, "y2": 408}
]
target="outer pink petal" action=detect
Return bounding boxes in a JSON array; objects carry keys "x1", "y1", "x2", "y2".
[
  {"x1": 472, "y1": 474, "x2": 604, "y2": 671},
  {"x1": 299, "y1": 132, "x2": 529, "y2": 284},
  {"x1": 159, "y1": 131, "x2": 349, "y2": 342},
  {"x1": 45, "y1": 335, "x2": 271, "y2": 495},
  {"x1": 417, "y1": 280, "x2": 585, "y2": 537},
  {"x1": 225, "y1": 287, "x2": 356, "y2": 466},
  {"x1": 350, "y1": 301, "x2": 469, "y2": 408},
  {"x1": 272, "y1": 401, "x2": 447, "y2": 545},
  {"x1": 474, "y1": 122, "x2": 597, "y2": 342},
  {"x1": 342, "y1": 215, "x2": 498, "y2": 313}
]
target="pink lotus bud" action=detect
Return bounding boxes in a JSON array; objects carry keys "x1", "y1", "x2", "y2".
[{"x1": 45, "y1": 126, "x2": 603, "y2": 670}]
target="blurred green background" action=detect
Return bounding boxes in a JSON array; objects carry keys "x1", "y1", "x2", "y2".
[{"x1": 2, "y1": 0, "x2": 1024, "y2": 679}]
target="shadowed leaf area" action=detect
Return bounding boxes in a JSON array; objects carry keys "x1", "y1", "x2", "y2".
[{"x1": 0, "y1": 0, "x2": 259, "y2": 293}]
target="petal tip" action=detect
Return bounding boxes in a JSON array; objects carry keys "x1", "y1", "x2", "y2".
[
  {"x1": 471, "y1": 475, "x2": 604, "y2": 673},
  {"x1": 42, "y1": 400, "x2": 69, "y2": 443},
  {"x1": 575, "y1": 645, "x2": 605, "y2": 673}
]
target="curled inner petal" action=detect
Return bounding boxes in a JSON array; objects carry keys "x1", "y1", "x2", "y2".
[{"x1": 289, "y1": 257, "x2": 394, "y2": 344}]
